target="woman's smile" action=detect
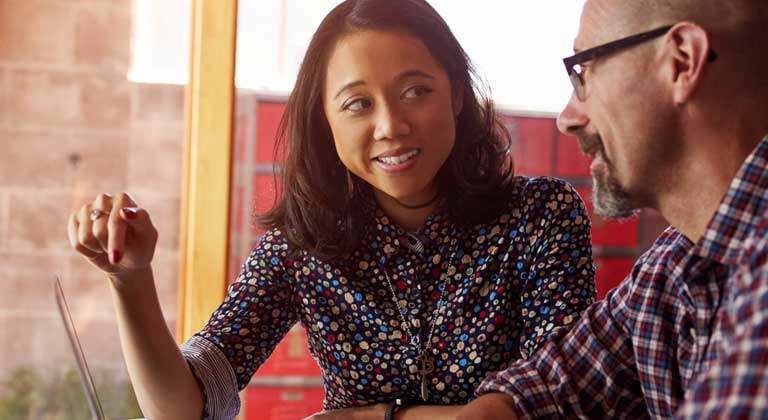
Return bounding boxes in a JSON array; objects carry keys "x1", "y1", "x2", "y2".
[{"x1": 373, "y1": 148, "x2": 421, "y2": 172}]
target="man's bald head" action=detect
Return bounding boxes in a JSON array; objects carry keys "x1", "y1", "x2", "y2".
[
  {"x1": 581, "y1": 0, "x2": 768, "y2": 75},
  {"x1": 598, "y1": 0, "x2": 768, "y2": 34}
]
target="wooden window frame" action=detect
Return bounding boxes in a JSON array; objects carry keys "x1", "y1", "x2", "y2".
[{"x1": 178, "y1": 0, "x2": 238, "y2": 341}]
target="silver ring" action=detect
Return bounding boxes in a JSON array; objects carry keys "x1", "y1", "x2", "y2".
[{"x1": 89, "y1": 209, "x2": 108, "y2": 222}]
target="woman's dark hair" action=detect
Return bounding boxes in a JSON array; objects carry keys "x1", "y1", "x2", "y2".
[{"x1": 259, "y1": 0, "x2": 515, "y2": 259}]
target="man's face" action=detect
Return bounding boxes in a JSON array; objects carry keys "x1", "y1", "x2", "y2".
[{"x1": 557, "y1": 0, "x2": 680, "y2": 219}]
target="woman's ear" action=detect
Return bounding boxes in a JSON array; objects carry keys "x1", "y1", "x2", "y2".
[{"x1": 453, "y1": 84, "x2": 464, "y2": 118}]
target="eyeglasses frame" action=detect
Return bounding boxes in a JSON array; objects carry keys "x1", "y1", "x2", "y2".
[{"x1": 563, "y1": 24, "x2": 718, "y2": 100}]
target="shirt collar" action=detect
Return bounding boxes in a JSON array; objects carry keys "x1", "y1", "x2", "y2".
[
  {"x1": 696, "y1": 135, "x2": 768, "y2": 264},
  {"x1": 363, "y1": 194, "x2": 453, "y2": 257}
]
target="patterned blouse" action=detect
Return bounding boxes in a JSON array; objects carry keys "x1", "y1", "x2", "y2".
[{"x1": 180, "y1": 176, "x2": 596, "y2": 419}]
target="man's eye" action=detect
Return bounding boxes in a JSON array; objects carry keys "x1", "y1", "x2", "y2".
[
  {"x1": 575, "y1": 63, "x2": 591, "y2": 76},
  {"x1": 402, "y1": 85, "x2": 432, "y2": 99},
  {"x1": 344, "y1": 98, "x2": 371, "y2": 112}
]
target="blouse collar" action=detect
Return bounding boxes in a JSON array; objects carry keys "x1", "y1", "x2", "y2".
[{"x1": 361, "y1": 193, "x2": 454, "y2": 258}]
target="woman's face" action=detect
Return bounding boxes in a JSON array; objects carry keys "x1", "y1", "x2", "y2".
[{"x1": 323, "y1": 29, "x2": 461, "y2": 207}]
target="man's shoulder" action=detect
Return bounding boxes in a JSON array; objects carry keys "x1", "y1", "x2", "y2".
[
  {"x1": 621, "y1": 225, "x2": 688, "y2": 290},
  {"x1": 737, "y1": 217, "x2": 768, "y2": 265},
  {"x1": 639, "y1": 225, "x2": 687, "y2": 262}
]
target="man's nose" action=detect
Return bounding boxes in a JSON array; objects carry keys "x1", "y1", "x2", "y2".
[
  {"x1": 556, "y1": 91, "x2": 590, "y2": 135},
  {"x1": 373, "y1": 103, "x2": 411, "y2": 141}
]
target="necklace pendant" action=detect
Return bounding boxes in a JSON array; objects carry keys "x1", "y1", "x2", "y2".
[
  {"x1": 420, "y1": 372, "x2": 429, "y2": 401},
  {"x1": 417, "y1": 352, "x2": 435, "y2": 402}
]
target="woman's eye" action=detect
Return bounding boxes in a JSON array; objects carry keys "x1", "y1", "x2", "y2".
[
  {"x1": 402, "y1": 85, "x2": 432, "y2": 99},
  {"x1": 343, "y1": 98, "x2": 371, "y2": 112}
]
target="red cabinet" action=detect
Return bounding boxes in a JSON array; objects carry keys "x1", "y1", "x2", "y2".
[
  {"x1": 245, "y1": 385, "x2": 324, "y2": 420},
  {"x1": 255, "y1": 102, "x2": 287, "y2": 163},
  {"x1": 575, "y1": 186, "x2": 639, "y2": 248},
  {"x1": 555, "y1": 131, "x2": 591, "y2": 178},
  {"x1": 503, "y1": 116, "x2": 555, "y2": 176},
  {"x1": 593, "y1": 256, "x2": 635, "y2": 299},
  {"x1": 255, "y1": 325, "x2": 322, "y2": 377}
]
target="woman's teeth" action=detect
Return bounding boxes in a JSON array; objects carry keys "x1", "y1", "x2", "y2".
[{"x1": 376, "y1": 150, "x2": 419, "y2": 165}]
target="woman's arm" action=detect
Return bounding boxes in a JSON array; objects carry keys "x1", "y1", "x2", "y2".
[
  {"x1": 395, "y1": 404, "x2": 463, "y2": 419},
  {"x1": 68, "y1": 192, "x2": 204, "y2": 419},
  {"x1": 110, "y1": 267, "x2": 205, "y2": 420},
  {"x1": 455, "y1": 394, "x2": 519, "y2": 420},
  {"x1": 517, "y1": 178, "x2": 596, "y2": 357},
  {"x1": 304, "y1": 403, "x2": 465, "y2": 420}
]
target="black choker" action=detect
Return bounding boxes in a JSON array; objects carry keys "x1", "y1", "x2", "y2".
[{"x1": 394, "y1": 194, "x2": 440, "y2": 210}]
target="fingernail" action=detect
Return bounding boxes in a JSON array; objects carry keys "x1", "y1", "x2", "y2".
[
  {"x1": 112, "y1": 250, "x2": 122, "y2": 265},
  {"x1": 122, "y1": 208, "x2": 138, "y2": 219}
]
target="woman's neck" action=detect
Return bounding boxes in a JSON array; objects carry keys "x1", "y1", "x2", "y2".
[{"x1": 374, "y1": 189, "x2": 440, "y2": 232}]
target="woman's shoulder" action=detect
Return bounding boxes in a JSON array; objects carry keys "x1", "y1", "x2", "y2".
[
  {"x1": 465, "y1": 176, "x2": 581, "y2": 231},
  {"x1": 245, "y1": 228, "x2": 293, "y2": 265},
  {"x1": 254, "y1": 227, "x2": 291, "y2": 248},
  {"x1": 502, "y1": 175, "x2": 584, "y2": 210},
  {"x1": 518, "y1": 175, "x2": 580, "y2": 196}
]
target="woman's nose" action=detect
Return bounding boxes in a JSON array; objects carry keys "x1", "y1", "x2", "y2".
[{"x1": 373, "y1": 103, "x2": 411, "y2": 141}]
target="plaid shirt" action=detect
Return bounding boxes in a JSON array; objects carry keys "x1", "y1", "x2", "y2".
[{"x1": 477, "y1": 135, "x2": 768, "y2": 419}]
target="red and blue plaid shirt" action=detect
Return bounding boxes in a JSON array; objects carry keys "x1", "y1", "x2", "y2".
[{"x1": 477, "y1": 135, "x2": 768, "y2": 419}]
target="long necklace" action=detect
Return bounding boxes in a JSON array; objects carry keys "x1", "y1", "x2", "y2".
[{"x1": 382, "y1": 233, "x2": 458, "y2": 402}]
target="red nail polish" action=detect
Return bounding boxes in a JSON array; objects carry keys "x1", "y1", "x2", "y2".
[
  {"x1": 112, "y1": 250, "x2": 122, "y2": 265},
  {"x1": 122, "y1": 208, "x2": 138, "y2": 219}
]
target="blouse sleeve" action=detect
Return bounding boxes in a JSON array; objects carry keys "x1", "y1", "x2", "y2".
[
  {"x1": 517, "y1": 177, "x2": 596, "y2": 359},
  {"x1": 180, "y1": 230, "x2": 298, "y2": 420}
]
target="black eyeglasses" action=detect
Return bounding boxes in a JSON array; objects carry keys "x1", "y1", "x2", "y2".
[{"x1": 563, "y1": 25, "x2": 718, "y2": 101}]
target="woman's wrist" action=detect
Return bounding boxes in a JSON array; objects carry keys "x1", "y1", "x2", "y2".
[
  {"x1": 107, "y1": 265, "x2": 155, "y2": 295},
  {"x1": 384, "y1": 398, "x2": 405, "y2": 420},
  {"x1": 384, "y1": 398, "x2": 420, "y2": 420}
]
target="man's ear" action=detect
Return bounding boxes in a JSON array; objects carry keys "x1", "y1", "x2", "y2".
[{"x1": 665, "y1": 22, "x2": 713, "y2": 105}]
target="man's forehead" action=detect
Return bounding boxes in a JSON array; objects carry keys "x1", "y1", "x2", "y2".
[{"x1": 575, "y1": 0, "x2": 637, "y2": 50}]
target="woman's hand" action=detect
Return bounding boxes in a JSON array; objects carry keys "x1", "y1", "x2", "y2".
[
  {"x1": 302, "y1": 403, "x2": 387, "y2": 420},
  {"x1": 67, "y1": 192, "x2": 158, "y2": 282}
]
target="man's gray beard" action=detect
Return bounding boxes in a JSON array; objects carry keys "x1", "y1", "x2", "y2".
[
  {"x1": 577, "y1": 132, "x2": 639, "y2": 219},
  {"x1": 592, "y1": 166, "x2": 638, "y2": 220}
]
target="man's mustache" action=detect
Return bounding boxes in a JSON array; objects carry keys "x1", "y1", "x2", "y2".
[{"x1": 577, "y1": 133, "x2": 603, "y2": 154}]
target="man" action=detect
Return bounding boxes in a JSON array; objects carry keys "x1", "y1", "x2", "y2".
[{"x1": 457, "y1": 0, "x2": 768, "y2": 418}]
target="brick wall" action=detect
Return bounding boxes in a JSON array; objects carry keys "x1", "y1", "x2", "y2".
[{"x1": 0, "y1": 0, "x2": 185, "y2": 390}]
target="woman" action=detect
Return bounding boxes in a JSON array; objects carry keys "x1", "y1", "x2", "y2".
[{"x1": 68, "y1": 1, "x2": 596, "y2": 419}]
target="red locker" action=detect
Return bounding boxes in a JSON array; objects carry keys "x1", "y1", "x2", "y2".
[
  {"x1": 236, "y1": 115, "x2": 250, "y2": 164},
  {"x1": 252, "y1": 174, "x2": 280, "y2": 236},
  {"x1": 255, "y1": 324, "x2": 322, "y2": 377},
  {"x1": 575, "y1": 186, "x2": 639, "y2": 247},
  {"x1": 256, "y1": 102, "x2": 287, "y2": 163},
  {"x1": 555, "y1": 131, "x2": 592, "y2": 178},
  {"x1": 502, "y1": 115, "x2": 555, "y2": 176},
  {"x1": 593, "y1": 256, "x2": 635, "y2": 299},
  {"x1": 246, "y1": 386, "x2": 325, "y2": 420}
]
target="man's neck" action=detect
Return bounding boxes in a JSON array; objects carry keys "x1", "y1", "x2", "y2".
[{"x1": 656, "y1": 131, "x2": 763, "y2": 243}]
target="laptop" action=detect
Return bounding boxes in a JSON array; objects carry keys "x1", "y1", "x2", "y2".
[{"x1": 54, "y1": 276, "x2": 145, "y2": 420}]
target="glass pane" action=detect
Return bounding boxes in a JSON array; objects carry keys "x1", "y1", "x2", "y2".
[
  {"x1": 0, "y1": 1, "x2": 189, "y2": 418},
  {"x1": 231, "y1": 2, "x2": 339, "y2": 418},
  {"x1": 228, "y1": 2, "x2": 668, "y2": 419}
]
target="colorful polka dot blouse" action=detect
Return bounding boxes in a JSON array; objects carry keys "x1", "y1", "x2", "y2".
[{"x1": 181, "y1": 176, "x2": 596, "y2": 414}]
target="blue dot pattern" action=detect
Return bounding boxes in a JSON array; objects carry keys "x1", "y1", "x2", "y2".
[{"x1": 195, "y1": 176, "x2": 596, "y2": 409}]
